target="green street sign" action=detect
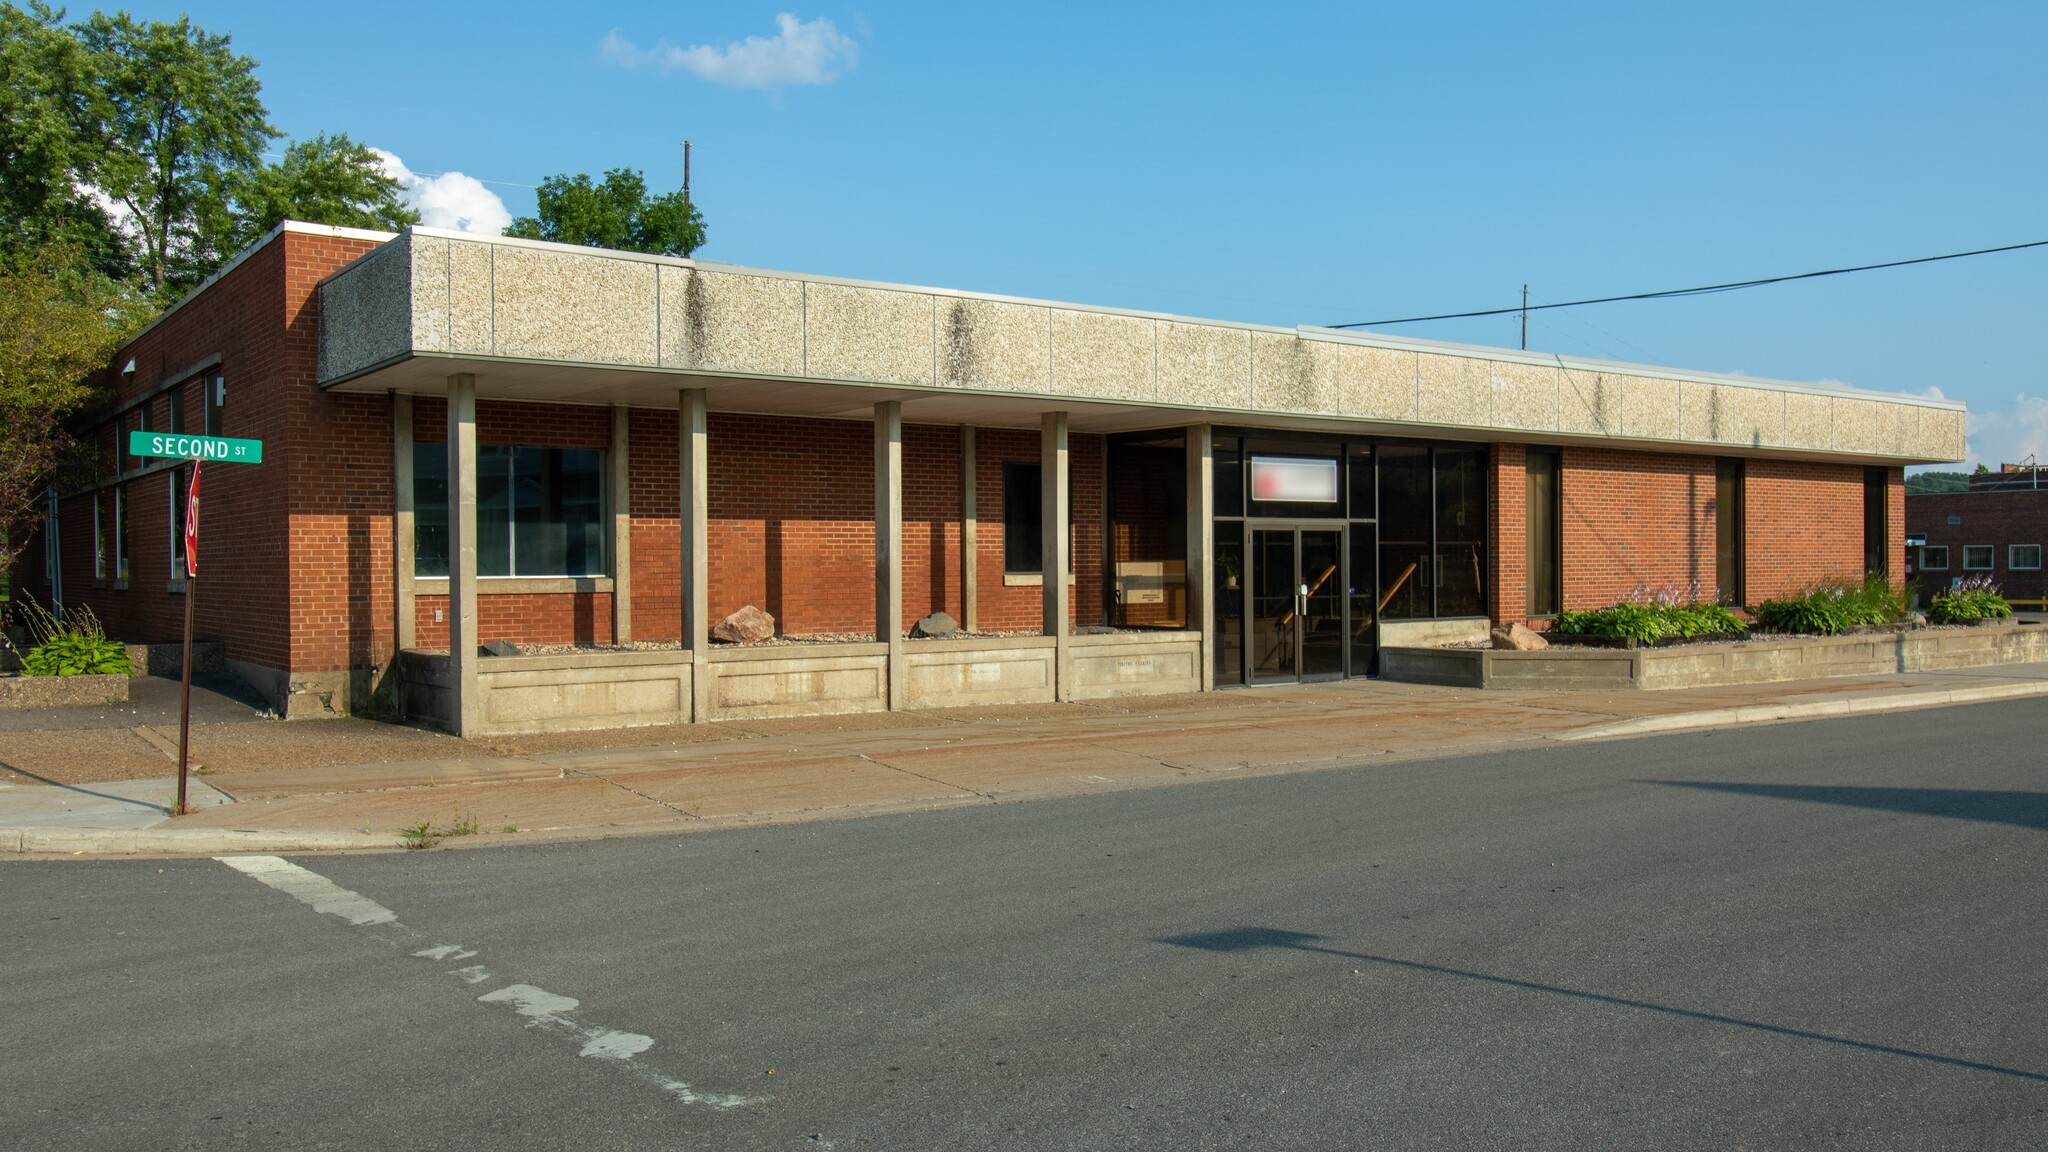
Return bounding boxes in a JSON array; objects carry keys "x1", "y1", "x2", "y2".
[{"x1": 128, "y1": 431, "x2": 264, "y2": 463}]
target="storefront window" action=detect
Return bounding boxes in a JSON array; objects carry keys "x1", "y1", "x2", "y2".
[
  {"x1": 1377, "y1": 446, "x2": 1431, "y2": 620},
  {"x1": 413, "y1": 442, "x2": 607, "y2": 578},
  {"x1": 1435, "y1": 448, "x2": 1487, "y2": 618}
]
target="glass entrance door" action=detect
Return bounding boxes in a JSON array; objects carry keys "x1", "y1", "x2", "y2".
[{"x1": 1250, "y1": 526, "x2": 1346, "y2": 684}]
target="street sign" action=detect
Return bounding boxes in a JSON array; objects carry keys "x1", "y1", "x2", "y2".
[
  {"x1": 128, "y1": 431, "x2": 263, "y2": 463},
  {"x1": 122, "y1": 432, "x2": 262, "y2": 815}
]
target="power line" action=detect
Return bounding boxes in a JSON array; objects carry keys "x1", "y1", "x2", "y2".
[{"x1": 1327, "y1": 239, "x2": 2048, "y2": 330}]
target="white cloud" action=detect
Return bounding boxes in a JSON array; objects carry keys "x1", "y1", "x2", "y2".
[
  {"x1": 373, "y1": 149, "x2": 512, "y2": 235},
  {"x1": 601, "y1": 14, "x2": 858, "y2": 89},
  {"x1": 1964, "y1": 393, "x2": 2048, "y2": 469}
]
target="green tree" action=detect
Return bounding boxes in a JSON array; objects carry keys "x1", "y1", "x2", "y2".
[
  {"x1": 504, "y1": 167, "x2": 705, "y2": 257},
  {"x1": 0, "y1": 2, "x2": 125, "y2": 275},
  {"x1": 76, "y1": 10, "x2": 274, "y2": 297},
  {"x1": 0, "y1": 245, "x2": 146, "y2": 581},
  {"x1": 230, "y1": 131, "x2": 418, "y2": 247}
]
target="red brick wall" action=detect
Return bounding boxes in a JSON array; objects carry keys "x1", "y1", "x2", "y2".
[
  {"x1": 1745, "y1": 458, "x2": 1868, "y2": 600},
  {"x1": 412, "y1": 592, "x2": 616, "y2": 649},
  {"x1": 1557, "y1": 447, "x2": 1718, "y2": 609},
  {"x1": 972, "y1": 427, "x2": 1107, "y2": 631},
  {"x1": 1907, "y1": 488, "x2": 2048, "y2": 602},
  {"x1": 1488, "y1": 443, "x2": 1527, "y2": 626}
]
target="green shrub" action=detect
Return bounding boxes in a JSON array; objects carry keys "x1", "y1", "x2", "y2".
[
  {"x1": 1754, "y1": 574, "x2": 1905, "y2": 635},
  {"x1": 14, "y1": 598, "x2": 131, "y2": 677},
  {"x1": 1550, "y1": 591, "x2": 1747, "y2": 644},
  {"x1": 1926, "y1": 575, "x2": 2012, "y2": 624}
]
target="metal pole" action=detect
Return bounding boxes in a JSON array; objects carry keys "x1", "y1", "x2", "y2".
[
  {"x1": 1520, "y1": 284, "x2": 1528, "y2": 351},
  {"x1": 176, "y1": 566, "x2": 193, "y2": 815},
  {"x1": 683, "y1": 140, "x2": 692, "y2": 202}
]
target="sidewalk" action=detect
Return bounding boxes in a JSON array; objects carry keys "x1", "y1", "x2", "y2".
[{"x1": 7, "y1": 662, "x2": 2048, "y2": 855}]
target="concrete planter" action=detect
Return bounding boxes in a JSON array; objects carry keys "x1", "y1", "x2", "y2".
[
  {"x1": 0, "y1": 672, "x2": 130, "y2": 710},
  {"x1": 1383, "y1": 621, "x2": 2048, "y2": 692}
]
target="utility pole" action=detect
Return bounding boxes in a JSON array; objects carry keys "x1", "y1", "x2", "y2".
[
  {"x1": 1520, "y1": 284, "x2": 1528, "y2": 351},
  {"x1": 682, "y1": 140, "x2": 692, "y2": 203}
]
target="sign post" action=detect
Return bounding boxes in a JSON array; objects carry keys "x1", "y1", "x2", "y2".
[{"x1": 129, "y1": 432, "x2": 263, "y2": 814}]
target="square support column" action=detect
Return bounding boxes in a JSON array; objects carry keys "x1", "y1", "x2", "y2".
[
  {"x1": 446, "y1": 373, "x2": 479, "y2": 738},
  {"x1": 680, "y1": 389, "x2": 710, "y2": 722},
  {"x1": 1186, "y1": 424, "x2": 1214, "y2": 691},
  {"x1": 610, "y1": 405, "x2": 632, "y2": 645},
  {"x1": 1042, "y1": 410, "x2": 1071, "y2": 700},
  {"x1": 392, "y1": 392, "x2": 416, "y2": 654},
  {"x1": 875, "y1": 401, "x2": 905, "y2": 709},
  {"x1": 961, "y1": 426, "x2": 978, "y2": 633}
]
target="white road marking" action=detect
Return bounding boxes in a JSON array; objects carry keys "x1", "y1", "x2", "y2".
[
  {"x1": 216, "y1": 855, "x2": 764, "y2": 1110},
  {"x1": 216, "y1": 855, "x2": 398, "y2": 925}
]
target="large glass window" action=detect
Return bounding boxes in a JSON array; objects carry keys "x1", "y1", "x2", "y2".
[
  {"x1": 1002, "y1": 461, "x2": 1043, "y2": 575},
  {"x1": 1863, "y1": 466, "x2": 1889, "y2": 575},
  {"x1": 114, "y1": 485, "x2": 129, "y2": 583},
  {"x1": 1214, "y1": 530, "x2": 1243, "y2": 685},
  {"x1": 414, "y1": 442, "x2": 607, "y2": 577},
  {"x1": 1716, "y1": 458, "x2": 1745, "y2": 605},
  {"x1": 1377, "y1": 446, "x2": 1431, "y2": 620},
  {"x1": 1435, "y1": 448, "x2": 1487, "y2": 618},
  {"x1": 203, "y1": 370, "x2": 224, "y2": 435},
  {"x1": 1526, "y1": 448, "x2": 1561, "y2": 615}
]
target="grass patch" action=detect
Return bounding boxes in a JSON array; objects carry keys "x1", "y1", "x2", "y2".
[{"x1": 399, "y1": 805, "x2": 482, "y2": 850}]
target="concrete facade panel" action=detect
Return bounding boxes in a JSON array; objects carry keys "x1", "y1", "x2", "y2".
[
  {"x1": 1489, "y1": 360, "x2": 1560, "y2": 431},
  {"x1": 1337, "y1": 343, "x2": 1416, "y2": 421},
  {"x1": 490, "y1": 246, "x2": 659, "y2": 366},
  {"x1": 448, "y1": 239, "x2": 494, "y2": 354},
  {"x1": 1250, "y1": 334, "x2": 1342, "y2": 415},
  {"x1": 1558, "y1": 371, "x2": 1621, "y2": 436},
  {"x1": 1783, "y1": 391, "x2": 1833, "y2": 450},
  {"x1": 805, "y1": 282, "x2": 934, "y2": 386},
  {"x1": 1714, "y1": 383, "x2": 1780, "y2": 448},
  {"x1": 316, "y1": 240, "x2": 410, "y2": 380},
  {"x1": 658, "y1": 267, "x2": 805, "y2": 376},
  {"x1": 1831, "y1": 396, "x2": 1881, "y2": 454},
  {"x1": 939, "y1": 297, "x2": 1051, "y2": 392},
  {"x1": 1157, "y1": 322, "x2": 1250, "y2": 408},
  {"x1": 410, "y1": 234, "x2": 450, "y2": 353},
  {"x1": 1051, "y1": 309, "x2": 1153, "y2": 399},
  {"x1": 1618, "y1": 375, "x2": 1680, "y2": 441},
  {"x1": 1415, "y1": 352, "x2": 1487, "y2": 427}
]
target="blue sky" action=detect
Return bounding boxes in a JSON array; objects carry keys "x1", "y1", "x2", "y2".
[{"x1": 116, "y1": 1, "x2": 2046, "y2": 468}]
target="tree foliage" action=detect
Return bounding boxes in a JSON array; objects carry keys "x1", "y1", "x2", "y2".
[
  {"x1": 0, "y1": 2, "x2": 125, "y2": 275},
  {"x1": 230, "y1": 131, "x2": 417, "y2": 248},
  {"x1": 504, "y1": 168, "x2": 705, "y2": 257}
]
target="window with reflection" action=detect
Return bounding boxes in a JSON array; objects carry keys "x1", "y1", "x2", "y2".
[{"x1": 414, "y1": 442, "x2": 607, "y2": 578}]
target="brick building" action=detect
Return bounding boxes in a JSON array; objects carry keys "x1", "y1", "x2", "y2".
[
  {"x1": 1907, "y1": 471, "x2": 2047, "y2": 606},
  {"x1": 16, "y1": 223, "x2": 1963, "y2": 735}
]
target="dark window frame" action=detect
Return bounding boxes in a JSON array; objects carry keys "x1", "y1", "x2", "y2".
[
  {"x1": 1716, "y1": 457, "x2": 1746, "y2": 606},
  {"x1": 412, "y1": 441, "x2": 610, "y2": 579},
  {"x1": 1526, "y1": 447, "x2": 1562, "y2": 616},
  {"x1": 1919, "y1": 544, "x2": 1949, "y2": 571}
]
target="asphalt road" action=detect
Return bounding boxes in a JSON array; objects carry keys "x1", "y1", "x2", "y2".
[{"x1": 5, "y1": 699, "x2": 2045, "y2": 1150}]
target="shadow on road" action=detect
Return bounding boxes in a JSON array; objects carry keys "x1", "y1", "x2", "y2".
[
  {"x1": 1158, "y1": 926, "x2": 2047, "y2": 1084},
  {"x1": 1645, "y1": 782, "x2": 2048, "y2": 830}
]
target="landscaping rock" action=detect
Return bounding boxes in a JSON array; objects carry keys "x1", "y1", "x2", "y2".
[
  {"x1": 480, "y1": 640, "x2": 521, "y2": 658},
  {"x1": 712, "y1": 605, "x2": 777, "y2": 643},
  {"x1": 1490, "y1": 623, "x2": 1550, "y2": 651},
  {"x1": 911, "y1": 611, "x2": 958, "y2": 638}
]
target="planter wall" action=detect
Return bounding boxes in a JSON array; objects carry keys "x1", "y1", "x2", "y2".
[{"x1": 0, "y1": 672, "x2": 130, "y2": 710}]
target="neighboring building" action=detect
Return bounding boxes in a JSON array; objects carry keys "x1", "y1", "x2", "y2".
[
  {"x1": 15, "y1": 223, "x2": 1962, "y2": 735},
  {"x1": 1907, "y1": 467, "x2": 2047, "y2": 606}
]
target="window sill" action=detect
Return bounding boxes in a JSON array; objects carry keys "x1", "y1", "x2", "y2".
[
  {"x1": 413, "y1": 576, "x2": 615, "y2": 595},
  {"x1": 1002, "y1": 572, "x2": 1077, "y2": 588}
]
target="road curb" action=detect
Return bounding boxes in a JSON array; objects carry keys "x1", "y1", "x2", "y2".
[
  {"x1": 3, "y1": 827, "x2": 404, "y2": 855},
  {"x1": 1551, "y1": 680, "x2": 2048, "y2": 742}
]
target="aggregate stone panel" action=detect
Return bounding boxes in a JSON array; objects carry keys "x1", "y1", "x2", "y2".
[
  {"x1": 1677, "y1": 380, "x2": 1716, "y2": 442},
  {"x1": 448, "y1": 240, "x2": 494, "y2": 354},
  {"x1": 1156, "y1": 322, "x2": 1251, "y2": 409},
  {"x1": 317, "y1": 241, "x2": 411, "y2": 382},
  {"x1": 658, "y1": 267, "x2": 804, "y2": 377},
  {"x1": 938, "y1": 297, "x2": 1052, "y2": 393},
  {"x1": 491, "y1": 246, "x2": 659, "y2": 366},
  {"x1": 1336, "y1": 343, "x2": 1417, "y2": 421},
  {"x1": 1250, "y1": 332, "x2": 1342, "y2": 414},
  {"x1": 805, "y1": 282, "x2": 935, "y2": 386},
  {"x1": 1712, "y1": 383, "x2": 1781, "y2": 448},
  {"x1": 1051, "y1": 309, "x2": 1155, "y2": 400},
  {"x1": 1783, "y1": 390, "x2": 1834, "y2": 450},
  {"x1": 1558, "y1": 370, "x2": 1622, "y2": 435},
  {"x1": 1488, "y1": 360, "x2": 1561, "y2": 431},
  {"x1": 1830, "y1": 396, "x2": 1881, "y2": 454},
  {"x1": 1618, "y1": 374, "x2": 1681, "y2": 441},
  {"x1": 1926, "y1": 407, "x2": 1967, "y2": 460},
  {"x1": 1876, "y1": 399, "x2": 1920, "y2": 458},
  {"x1": 1416, "y1": 352, "x2": 1488, "y2": 427},
  {"x1": 410, "y1": 234, "x2": 451, "y2": 353}
]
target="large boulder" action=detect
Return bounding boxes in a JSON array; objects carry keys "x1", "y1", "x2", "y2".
[
  {"x1": 1490, "y1": 622, "x2": 1550, "y2": 651},
  {"x1": 711, "y1": 605, "x2": 777, "y2": 643},
  {"x1": 911, "y1": 611, "x2": 958, "y2": 638}
]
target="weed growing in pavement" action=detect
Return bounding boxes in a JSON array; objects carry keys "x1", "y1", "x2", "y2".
[{"x1": 399, "y1": 805, "x2": 482, "y2": 850}]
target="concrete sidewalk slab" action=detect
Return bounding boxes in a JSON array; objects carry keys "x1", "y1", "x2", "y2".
[{"x1": 0, "y1": 774, "x2": 231, "y2": 829}]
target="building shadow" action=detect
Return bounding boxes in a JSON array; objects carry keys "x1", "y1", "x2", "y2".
[
  {"x1": 1157, "y1": 926, "x2": 2046, "y2": 1084},
  {"x1": 1645, "y1": 781, "x2": 2048, "y2": 830}
]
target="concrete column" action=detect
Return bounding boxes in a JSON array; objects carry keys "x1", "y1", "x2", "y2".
[
  {"x1": 960, "y1": 426, "x2": 978, "y2": 633},
  {"x1": 680, "y1": 389, "x2": 710, "y2": 722},
  {"x1": 393, "y1": 392, "x2": 416, "y2": 653},
  {"x1": 609, "y1": 405, "x2": 632, "y2": 645},
  {"x1": 1042, "y1": 410, "x2": 1071, "y2": 700},
  {"x1": 875, "y1": 401, "x2": 905, "y2": 709},
  {"x1": 1186, "y1": 424, "x2": 1214, "y2": 691},
  {"x1": 446, "y1": 373, "x2": 479, "y2": 738}
]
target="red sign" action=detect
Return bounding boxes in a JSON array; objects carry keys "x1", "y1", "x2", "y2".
[{"x1": 184, "y1": 462, "x2": 201, "y2": 578}]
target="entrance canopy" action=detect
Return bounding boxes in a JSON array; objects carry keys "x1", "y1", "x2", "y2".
[{"x1": 316, "y1": 227, "x2": 1963, "y2": 464}]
